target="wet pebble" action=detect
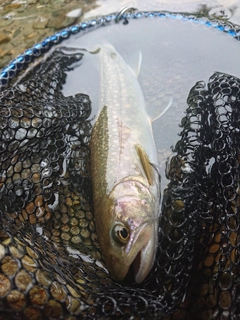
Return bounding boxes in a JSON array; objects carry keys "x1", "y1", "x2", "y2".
[
  {"x1": 50, "y1": 281, "x2": 67, "y2": 301},
  {"x1": 66, "y1": 295, "x2": 81, "y2": 314},
  {"x1": 46, "y1": 7, "x2": 82, "y2": 30},
  {"x1": 219, "y1": 291, "x2": 232, "y2": 309},
  {"x1": 44, "y1": 299, "x2": 63, "y2": 318},
  {"x1": 36, "y1": 269, "x2": 53, "y2": 287},
  {"x1": 0, "y1": 32, "x2": 10, "y2": 44},
  {"x1": 66, "y1": 8, "x2": 82, "y2": 18},
  {"x1": 0, "y1": 0, "x2": 95, "y2": 67},
  {"x1": 21, "y1": 255, "x2": 37, "y2": 272},
  {"x1": 4, "y1": 3, "x2": 22, "y2": 10},
  {"x1": 6, "y1": 290, "x2": 26, "y2": 311},
  {"x1": 29, "y1": 285, "x2": 48, "y2": 306},
  {"x1": 0, "y1": 274, "x2": 11, "y2": 296},
  {"x1": 32, "y1": 16, "x2": 49, "y2": 29},
  {"x1": 0, "y1": 19, "x2": 14, "y2": 28},
  {"x1": 24, "y1": 306, "x2": 42, "y2": 320},
  {"x1": 1, "y1": 256, "x2": 19, "y2": 277},
  {"x1": 9, "y1": 244, "x2": 25, "y2": 259},
  {"x1": 0, "y1": 54, "x2": 13, "y2": 68},
  {"x1": 15, "y1": 270, "x2": 32, "y2": 291}
]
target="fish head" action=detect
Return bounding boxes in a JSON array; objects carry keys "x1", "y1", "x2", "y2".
[{"x1": 96, "y1": 180, "x2": 160, "y2": 283}]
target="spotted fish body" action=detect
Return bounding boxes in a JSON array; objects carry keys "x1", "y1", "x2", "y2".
[{"x1": 90, "y1": 44, "x2": 161, "y2": 283}]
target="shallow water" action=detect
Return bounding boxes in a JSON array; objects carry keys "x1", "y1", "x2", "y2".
[{"x1": 55, "y1": 15, "x2": 240, "y2": 189}]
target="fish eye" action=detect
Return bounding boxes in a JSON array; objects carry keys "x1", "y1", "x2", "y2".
[{"x1": 112, "y1": 223, "x2": 130, "y2": 245}]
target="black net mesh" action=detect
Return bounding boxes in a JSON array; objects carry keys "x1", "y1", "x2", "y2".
[
  {"x1": 164, "y1": 72, "x2": 240, "y2": 319},
  {"x1": 0, "y1": 48, "x2": 240, "y2": 320}
]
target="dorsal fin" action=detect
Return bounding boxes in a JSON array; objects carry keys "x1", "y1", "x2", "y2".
[
  {"x1": 125, "y1": 50, "x2": 142, "y2": 78},
  {"x1": 135, "y1": 144, "x2": 154, "y2": 186}
]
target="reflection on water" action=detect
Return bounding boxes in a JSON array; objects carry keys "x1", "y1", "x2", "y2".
[{"x1": 60, "y1": 16, "x2": 240, "y2": 190}]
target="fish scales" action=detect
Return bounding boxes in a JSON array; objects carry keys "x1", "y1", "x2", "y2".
[
  {"x1": 90, "y1": 44, "x2": 160, "y2": 283},
  {"x1": 91, "y1": 47, "x2": 157, "y2": 198}
]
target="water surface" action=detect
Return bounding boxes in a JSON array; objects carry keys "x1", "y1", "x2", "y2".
[{"x1": 58, "y1": 15, "x2": 240, "y2": 189}]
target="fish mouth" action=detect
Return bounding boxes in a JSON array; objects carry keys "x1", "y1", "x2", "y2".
[
  {"x1": 128, "y1": 226, "x2": 156, "y2": 284},
  {"x1": 106, "y1": 224, "x2": 156, "y2": 283},
  {"x1": 131, "y1": 247, "x2": 150, "y2": 284},
  {"x1": 133, "y1": 250, "x2": 142, "y2": 281},
  {"x1": 105, "y1": 220, "x2": 157, "y2": 283}
]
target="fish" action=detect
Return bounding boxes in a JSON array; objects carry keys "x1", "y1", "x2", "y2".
[{"x1": 90, "y1": 44, "x2": 165, "y2": 283}]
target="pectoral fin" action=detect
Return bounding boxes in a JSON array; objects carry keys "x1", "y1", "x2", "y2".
[
  {"x1": 135, "y1": 144, "x2": 154, "y2": 186},
  {"x1": 148, "y1": 97, "x2": 173, "y2": 123}
]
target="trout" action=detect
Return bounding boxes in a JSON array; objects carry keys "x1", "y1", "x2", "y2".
[{"x1": 90, "y1": 44, "x2": 162, "y2": 283}]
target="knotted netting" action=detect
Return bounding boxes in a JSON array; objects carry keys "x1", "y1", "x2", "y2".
[{"x1": 0, "y1": 48, "x2": 240, "y2": 320}]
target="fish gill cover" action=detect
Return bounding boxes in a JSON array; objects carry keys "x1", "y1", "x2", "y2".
[{"x1": 0, "y1": 9, "x2": 240, "y2": 320}]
